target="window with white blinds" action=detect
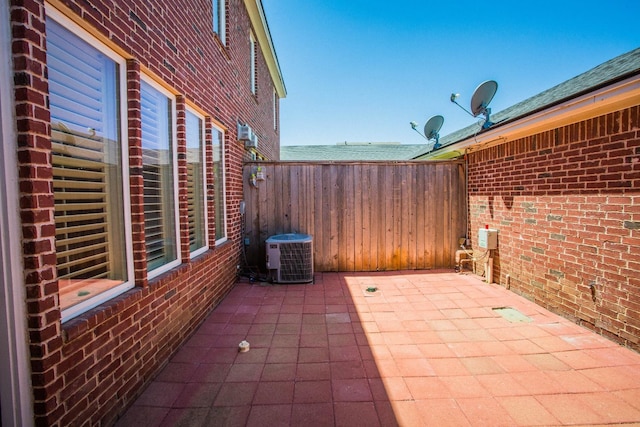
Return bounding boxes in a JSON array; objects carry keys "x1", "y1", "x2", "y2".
[
  {"x1": 140, "y1": 79, "x2": 180, "y2": 277},
  {"x1": 186, "y1": 110, "x2": 207, "y2": 256},
  {"x1": 212, "y1": 127, "x2": 227, "y2": 243},
  {"x1": 46, "y1": 11, "x2": 132, "y2": 321}
]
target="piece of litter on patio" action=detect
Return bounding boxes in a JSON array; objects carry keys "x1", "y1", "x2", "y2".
[
  {"x1": 238, "y1": 340, "x2": 250, "y2": 352},
  {"x1": 492, "y1": 307, "x2": 532, "y2": 323}
]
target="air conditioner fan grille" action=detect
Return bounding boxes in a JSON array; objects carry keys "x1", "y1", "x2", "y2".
[{"x1": 278, "y1": 241, "x2": 313, "y2": 283}]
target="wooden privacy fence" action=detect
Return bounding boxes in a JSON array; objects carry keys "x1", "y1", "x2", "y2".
[{"x1": 243, "y1": 160, "x2": 467, "y2": 272}]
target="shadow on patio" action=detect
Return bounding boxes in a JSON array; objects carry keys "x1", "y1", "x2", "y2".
[{"x1": 116, "y1": 271, "x2": 640, "y2": 426}]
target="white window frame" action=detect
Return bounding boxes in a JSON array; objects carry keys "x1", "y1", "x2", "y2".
[
  {"x1": 46, "y1": 5, "x2": 135, "y2": 322},
  {"x1": 212, "y1": 125, "x2": 227, "y2": 244},
  {"x1": 213, "y1": 0, "x2": 226, "y2": 44},
  {"x1": 140, "y1": 77, "x2": 181, "y2": 279},
  {"x1": 186, "y1": 108, "x2": 208, "y2": 258}
]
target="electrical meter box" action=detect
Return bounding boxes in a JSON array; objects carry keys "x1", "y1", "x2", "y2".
[{"x1": 478, "y1": 228, "x2": 498, "y2": 249}]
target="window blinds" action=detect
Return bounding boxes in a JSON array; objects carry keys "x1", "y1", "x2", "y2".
[
  {"x1": 186, "y1": 111, "x2": 206, "y2": 253},
  {"x1": 212, "y1": 128, "x2": 226, "y2": 241},
  {"x1": 48, "y1": 18, "x2": 126, "y2": 284},
  {"x1": 141, "y1": 81, "x2": 177, "y2": 272}
]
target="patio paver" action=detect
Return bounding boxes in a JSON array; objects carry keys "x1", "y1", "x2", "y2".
[{"x1": 115, "y1": 271, "x2": 640, "y2": 426}]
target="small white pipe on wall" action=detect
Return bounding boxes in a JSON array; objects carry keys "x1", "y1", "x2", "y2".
[{"x1": 485, "y1": 252, "x2": 494, "y2": 284}]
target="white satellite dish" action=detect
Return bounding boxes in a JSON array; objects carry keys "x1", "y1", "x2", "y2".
[
  {"x1": 410, "y1": 115, "x2": 444, "y2": 149},
  {"x1": 470, "y1": 80, "x2": 498, "y2": 128},
  {"x1": 423, "y1": 115, "x2": 444, "y2": 149},
  {"x1": 424, "y1": 115, "x2": 444, "y2": 140},
  {"x1": 450, "y1": 80, "x2": 498, "y2": 129}
]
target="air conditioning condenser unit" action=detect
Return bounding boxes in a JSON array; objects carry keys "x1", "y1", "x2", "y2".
[{"x1": 266, "y1": 233, "x2": 313, "y2": 283}]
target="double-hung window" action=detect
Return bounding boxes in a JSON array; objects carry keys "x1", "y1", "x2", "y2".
[
  {"x1": 212, "y1": 127, "x2": 227, "y2": 243},
  {"x1": 46, "y1": 7, "x2": 133, "y2": 321},
  {"x1": 213, "y1": 0, "x2": 226, "y2": 44},
  {"x1": 140, "y1": 79, "x2": 180, "y2": 278},
  {"x1": 186, "y1": 110, "x2": 207, "y2": 257}
]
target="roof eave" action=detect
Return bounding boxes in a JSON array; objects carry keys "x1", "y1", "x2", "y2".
[
  {"x1": 418, "y1": 73, "x2": 640, "y2": 160},
  {"x1": 245, "y1": 0, "x2": 287, "y2": 98}
]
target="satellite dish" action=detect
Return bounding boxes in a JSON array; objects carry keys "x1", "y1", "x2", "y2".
[
  {"x1": 470, "y1": 80, "x2": 497, "y2": 129},
  {"x1": 423, "y1": 115, "x2": 444, "y2": 140},
  {"x1": 470, "y1": 80, "x2": 498, "y2": 117},
  {"x1": 423, "y1": 115, "x2": 444, "y2": 150}
]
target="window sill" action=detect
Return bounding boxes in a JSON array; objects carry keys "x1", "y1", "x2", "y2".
[
  {"x1": 62, "y1": 285, "x2": 144, "y2": 342},
  {"x1": 213, "y1": 34, "x2": 230, "y2": 61}
]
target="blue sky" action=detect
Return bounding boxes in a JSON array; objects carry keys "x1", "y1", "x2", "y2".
[{"x1": 262, "y1": 1, "x2": 640, "y2": 146}]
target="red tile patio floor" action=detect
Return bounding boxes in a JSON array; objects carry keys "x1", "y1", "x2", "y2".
[{"x1": 115, "y1": 271, "x2": 640, "y2": 426}]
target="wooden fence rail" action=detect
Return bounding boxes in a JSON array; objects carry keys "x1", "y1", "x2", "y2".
[{"x1": 243, "y1": 160, "x2": 466, "y2": 272}]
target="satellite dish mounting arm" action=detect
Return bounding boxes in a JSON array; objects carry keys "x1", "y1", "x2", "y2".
[{"x1": 480, "y1": 105, "x2": 493, "y2": 129}]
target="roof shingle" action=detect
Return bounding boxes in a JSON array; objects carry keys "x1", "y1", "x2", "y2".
[
  {"x1": 281, "y1": 143, "x2": 426, "y2": 161},
  {"x1": 414, "y1": 47, "x2": 640, "y2": 158}
]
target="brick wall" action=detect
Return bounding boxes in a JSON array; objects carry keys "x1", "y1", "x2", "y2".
[
  {"x1": 467, "y1": 105, "x2": 640, "y2": 351},
  {"x1": 11, "y1": 0, "x2": 281, "y2": 425}
]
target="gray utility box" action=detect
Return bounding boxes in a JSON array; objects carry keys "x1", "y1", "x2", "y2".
[{"x1": 478, "y1": 228, "x2": 498, "y2": 249}]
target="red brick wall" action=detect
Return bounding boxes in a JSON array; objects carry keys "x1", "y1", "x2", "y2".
[
  {"x1": 467, "y1": 106, "x2": 640, "y2": 351},
  {"x1": 11, "y1": 0, "x2": 281, "y2": 425}
]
